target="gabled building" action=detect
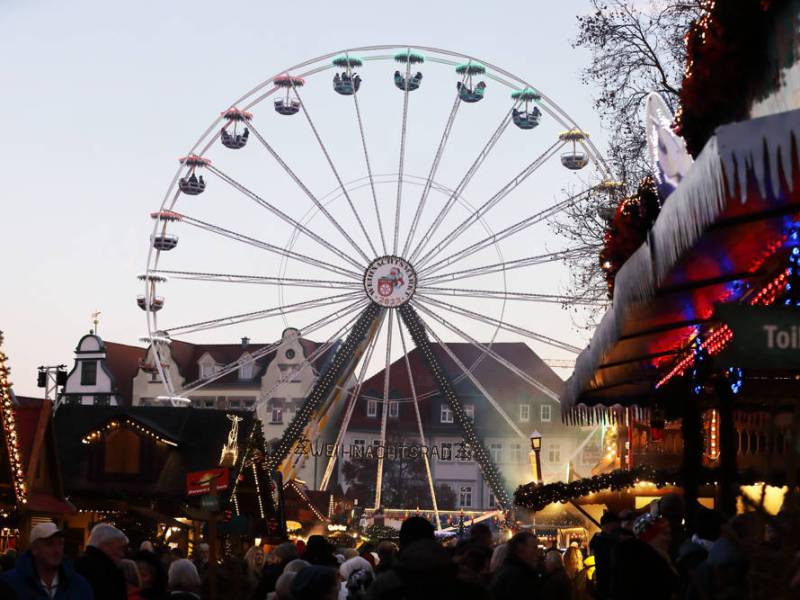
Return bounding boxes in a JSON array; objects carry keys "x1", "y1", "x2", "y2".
[{"x1": 337, "y1": 343, "x2": 601, "y2": 511}]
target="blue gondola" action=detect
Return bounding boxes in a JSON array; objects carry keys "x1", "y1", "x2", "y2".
[{"x1": 395, "y1": 71, "x2": 423, "y2": 91}]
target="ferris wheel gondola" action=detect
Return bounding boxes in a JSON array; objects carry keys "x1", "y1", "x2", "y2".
[
  {"x1": 177, "y1": 155, "x2": 210, "y2": 194},
  {"x1": 393, "y1": 50, "x2": 425, "y2": 91},
  {"x1": 220, "y1": 108, "x2": 252, "y2": 149},
  {"x1": 144, "y1": 45, "x2": 611, "y2": 517}
]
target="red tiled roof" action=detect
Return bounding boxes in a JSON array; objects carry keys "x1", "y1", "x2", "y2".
[
  {"x1": 347, "y1": 342, "x2": 564, "y2": 434},
  {"x1": 105, "y1": 342, "x2": 147, "y2": 406}
]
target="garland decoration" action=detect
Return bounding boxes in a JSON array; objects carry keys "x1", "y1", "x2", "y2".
[
  {"x1": 0, "y1": 332, "x2": 27, "y2": 506},
  {"x1": 677, "y1": 0, "x2": 792, "y2": 156},
  {"x1": 513, "y1": 465, "x2": 796, "y2": 511},
  {"x1": 363, "y1": 524, "x2": 400, "y2": 542},
  {"x1": 599, "y1": 177, "x2": 661, "y2": 297}
]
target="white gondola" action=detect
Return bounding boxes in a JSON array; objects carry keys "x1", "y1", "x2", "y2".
[
  {"x1": 152, "y1": 234, "x2": 178, "y2": 251},
  {"x1": 137, "y1": 295, "x2": 164, "y2": 312},
  {"x1": 558, "y1": 128, "x2": 590, "y2": 171}
]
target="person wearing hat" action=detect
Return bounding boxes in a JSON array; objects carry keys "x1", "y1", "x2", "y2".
[
  {"x1": 611, "y1": 513, "x2": 678, "y2": 600},
  {"x1": 0, "y1": 521, "x2": 94, "y2": 599},
  {"x1": 75, "y1": 523, "x2": 129, "y2": 600},
  {"x1": 588, "y1": 510, "x2": 621, "y2": 600}
]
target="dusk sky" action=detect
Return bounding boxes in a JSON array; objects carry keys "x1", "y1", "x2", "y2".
[{"x1": 1, "y1": 0, "x2": 611, "y2": 397}]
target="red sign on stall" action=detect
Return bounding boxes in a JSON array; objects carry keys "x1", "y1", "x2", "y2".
[{"x1": 186, "y1": 468, "x2": 229, "y2": 496}]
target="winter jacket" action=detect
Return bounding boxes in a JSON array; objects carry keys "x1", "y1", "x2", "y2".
[
  {"x1": 75, "y1": 546, "x2": 126, "y2": 600},
  {"x1": 0, "y1": 549, "x2": 94, "y2": 600},
  {"x1": 489, "y1": 554, "x2": 542, "y2": 600}
]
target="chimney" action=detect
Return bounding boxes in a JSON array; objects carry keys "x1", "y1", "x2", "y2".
[{"x1": 241, "y1": 337, "x2": 250, "y2": 348}]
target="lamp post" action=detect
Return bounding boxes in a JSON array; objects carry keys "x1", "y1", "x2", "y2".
[{"x1": 529, "y1": 430, "x2": 543, "y2": 485}]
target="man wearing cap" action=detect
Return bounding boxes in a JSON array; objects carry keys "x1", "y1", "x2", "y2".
[{"x1": 0, "y1": 521, "x2": 93, "y2": 599}]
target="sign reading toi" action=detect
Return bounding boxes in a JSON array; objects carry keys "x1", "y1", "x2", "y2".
[{"x1": 717, "y1": 305, "x2": 800, "y2": 369}]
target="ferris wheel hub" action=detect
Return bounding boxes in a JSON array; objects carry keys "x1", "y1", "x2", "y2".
[{"x1": 363, "y1": 255, "x2": 417, "y2": 308}]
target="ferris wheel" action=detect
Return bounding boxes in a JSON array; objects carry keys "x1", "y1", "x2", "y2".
[{"x1": 142, "y1": 45, "x2": 615, "y2": 512}]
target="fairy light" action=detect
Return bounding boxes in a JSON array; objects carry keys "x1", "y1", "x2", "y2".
[
  {"x1": 252, "y1": 464, "x2": 265, "y2": 519},
  {"x1": 0, "y1": 334, "x2": 27, "y2": 505},
  {"x1": 398, "y1": 303, "x2": 511, "y2": 510},
  {"x1": 705, "y1": 409, "x2": 720, "y2": 460},
  {"x1": 81, "y1": 418, "x2": 178, "y2": 447}
]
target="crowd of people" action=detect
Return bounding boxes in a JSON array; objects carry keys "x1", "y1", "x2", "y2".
[{"x1": 0, "y1": 496, "x2": 796, "y2": 600}]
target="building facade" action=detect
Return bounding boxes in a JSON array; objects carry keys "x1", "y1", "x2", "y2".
[{"x1": 336, "y1": 343, "x2": 601, "y2": 511}]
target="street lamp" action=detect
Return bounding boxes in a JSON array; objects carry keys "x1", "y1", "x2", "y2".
[{"x1": 529, "y1": 430, "x2": 543, "y2": 485}]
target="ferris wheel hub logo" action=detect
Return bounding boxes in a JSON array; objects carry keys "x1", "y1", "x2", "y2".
[{"x1": 364, "y1": 256, "x2": 417, "y2": 307}]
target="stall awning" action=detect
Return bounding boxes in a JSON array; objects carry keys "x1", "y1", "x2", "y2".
[{"x1": 563, "y1": 108, "x2": 800, "y2": 423}]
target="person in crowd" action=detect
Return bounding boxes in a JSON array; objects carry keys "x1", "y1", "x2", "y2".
[
  {"x1": 611, "y1": 513, "x2": 678, "y2": 600},
  {"x1": 291, "y1": 566, "x2": 339, "y2": 600},
  {"x1": 267, "y1": 571, "x2": 295, "y2": 600},
  {"x1": 676, "y1": 506, "x2": 723, "y2": 595},
  {"x1": 75, "y1": 523, "x2": 129, "y2": 600},
  {"x1": 373, "y1": 542, "x2": 397, "y2": 575},
  {"x1": 242, "y1": 546, "x2": 264, "y2": 596},
  {"x1": 120, "y1": 559, "x2": 144, "y2": 600},
  {"x1": 563, "y1": 545, "x2": 590, "y2": 600},
  {"x1": 251, "y1": 542, "x2": 298, "y2": 600},
  {"x1": 167, "y1": 559, "x2": 201, "y2": 600},
  {"x1": 302, "y1": 536, "x2": 338, "y2": 568},
  {"x1": 191, "y1": 543, "x2": 210, "y2": 590},
  {"x1": 468, "y1": 524, "x2": 493, "y2": 550},
  {"x1": 488, "y1": 544, "x2": 508, "y2": 576},
  {"x1": 658, "y1": 494, "x2": 687, "y2": 562},
  {"x1": 134, "y1": 549, "x2": 168, "y2": 600},
  {"x1": 1, "y1": 521, "x2": 93, "y2": 599},
  {"x1": 454, "y1": 542, "x2": 492, "y2": 590},
  {"x1": 588, "y1": 510, "x2": 621, "y2": 600},
  {"x1": 489, "y1": 531, "x2": 542, "y2": 600},
  {"x1": 140, "y1": 542, "x2": 155, "y2": 554},
  {"x1": 367, "y1": 517, "x2": 485, "y2": 600},
  {"x1": 0, "y1": 549, "x2": 17, "y2": 572},
  {"x1": 340, "y1": 556, "x2": 373, "y2": 600},
  {"x1": 541, "y1": 550, "x2": 571, "y2": 600}
]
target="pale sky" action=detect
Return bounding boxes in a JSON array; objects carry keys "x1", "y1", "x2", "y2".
[{"x1": 1, "y1": 0, "x2": 612, "y2": 397}]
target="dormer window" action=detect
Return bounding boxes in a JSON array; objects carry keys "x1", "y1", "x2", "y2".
[
  {"x1": 198, "y1": 353, "x2": 219, "y2": 380},
  {"x1": 238, "y1": 353, "x2": 254, "y2": 379}
]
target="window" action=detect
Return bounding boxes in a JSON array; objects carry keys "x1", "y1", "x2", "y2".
[
  {"x1": 488, "y1": 492, "x2": 496, "y2": 508},
  {"x1": 540, "y1": 404, "x2": 552, "y2": 423},
  {"x1": 200, "y1": 362, "x2": 216, "y2": 379},
  {"x1": 80, "y1": 361, "x2": 97, "y2": 386},
  {"x1": 352, "y1": 439, "x2": 365, "y2": 457},
  {"x1": 271, "y1": 407, "x2": 283, "y2": 424},
  {"x1": 519, "y1": 404, "x2": 530, "y2": 422},
  {"x1": 104, "y1": 429, "x2": 140, "y2": 474},
  {"x1": 367, "y1": 399, "x2": 378, "y2": 417},
  {"x1": 440, "y1": 442, "x2": 453, "y2": 462},
  {"x1": 440, "y1": 405, "x2": 453, "y2": 423},
  {"x1": 490, "y1": 443, "x2": 502, "y2": 463},
  {"x1": 203, "y1": 398, "x2": 215, "y2": 408},
  {"x1": 389, "y1": 401, "x2": 399, "y2": 418},
  {"x1": 285, "y1": 348, "x2": 296, "y2": 360},
  {"x1": 459, "y1": 486, "x2": 473, "y2": 508},
  {"x1": 228, "y1": 399, "x2": 241, "y2": 409},
  {"x1": 465, "y1": 405, "x2": 475, "y2": 422},
  {"x1": 548, "y1": 444, "x2": 561, "y2": 464},
  {"x1": 238, "y1": 361, "x2": 254, "y2": 380},
  {"x1": 510, "y1": 443, "x2": 522, "y2": 464},
  {"x1": 244, "y1": 399, "x2": 255, "y2": 409}
]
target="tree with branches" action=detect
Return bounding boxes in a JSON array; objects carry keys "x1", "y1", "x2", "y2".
[{"x1": 552, "y1": 1, "x2": 704, "y2": 311}]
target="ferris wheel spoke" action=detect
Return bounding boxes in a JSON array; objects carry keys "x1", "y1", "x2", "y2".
[
  {"x1": 163, "y1": 292, "x2": 364, "y2": 337},
  {"x1": 179, "y1": 300, "x2": 366, "y2": 395},
  {"x1": 414, "y1": 139, "x2": 563, "y2": 269},
  {"x1": 417, "y1": 286, "x2": 605, "y2": 306},
  {"x1": 374, "y1": 309, "x2": 394, "y2": 509},
  {"x1": 412, "y1": 308, "x2": 526, "y2": 439},
  {"x1": 288, "y1": 84, "x2": 379, "y2": 259},
  {"x1": 176, "y1": 212, "x2": 361, "y2": 280},
  {"x1": 246, "y1": 122, "x2": 372, "y2": 264},
  {"x1": 413, "y1": 301, "x2": 561, "y2": 402},
  {"x1": 409, "y1": 109, "x2": 515, "y2": 264},
  {"x1": 319, "y1": 310, "x2": 386, "y2": 491},
  {"x1": 207, "y1": 165, "x2": 365, "y2": 271},
  {"x1": 401, "y1": 76, "x2": 467, "y2": 258},
  {"x1": 397, "y1": 320, "x2": 441, "y2": 528},
  {"x1": 418, "y1": 186, "x2": 595, "y2": 277},
  {"x1": 419, "y1": 246, "x2": 600, "y2": 285},
  {"x1": 150, "y1": 269, "x2": 361, "y2": 290},
  {"x1": 416, "y1": 294, "x2": 582, "y2": 354},
  {"x1": 392, "y1": 57, "x2": 413, "y2": 254},
  {"x1": 351, "y1": 89, "x2": 387, "y2": 255}
]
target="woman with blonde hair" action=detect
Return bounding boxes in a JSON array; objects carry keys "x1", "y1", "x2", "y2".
[
  {"x1": 243, "y1": 545, "x2": 265, "y2": 596},
  {"x1": 564, "y1": 546, "x2": 590, "y2": 600}
]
